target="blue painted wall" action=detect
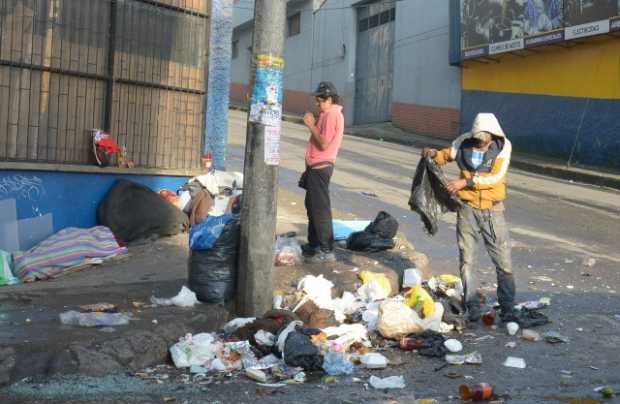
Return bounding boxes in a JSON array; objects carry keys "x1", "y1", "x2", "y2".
[
  {"x1": 0, "y1": 170, "x2": 190, "y2": 234},
  {"x1": 461, "y1": 90, "x2": 620, "y2": 170}
]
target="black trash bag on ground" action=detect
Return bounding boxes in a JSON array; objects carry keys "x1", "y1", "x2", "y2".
[
  {"x1": 283, "y1": 331, "x2": 324, "y2": 371},
  {"x1": 188, "y1": 216, "x2": 240, "y2": 303},
  {"x1": 365, "y1": 211, "x2": 399, "y2": 239},
  {"x1": 346, "y1": 231, "x2": 395, "y2": 252},
  {"x1": 97, "y1": 179, "x2": 188, "y2": 242},
  {"x1": 408, "y1": 157, "x2": 464, "y2": 235},
  {"x1": 516, "y1": 308, "x2": 550, "y2": 328},
  {"x1": 408, "y1": 330, "x2": 447, "y2": 358}
]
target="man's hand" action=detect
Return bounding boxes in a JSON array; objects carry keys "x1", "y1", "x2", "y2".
[
  {"x1": 422, "y1": 148, "x2": 437, "y2": 158},
  {"x1": 446, "y1": 179, "x2": 467, "y2": 193},
  {"x1": 303, "y1": 112, "x2": 316, "y2": 128}
]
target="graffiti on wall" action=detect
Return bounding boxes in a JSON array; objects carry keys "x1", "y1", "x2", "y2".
[{"x1": 0, "y1": 175, "x2": 45, "y2": 201}]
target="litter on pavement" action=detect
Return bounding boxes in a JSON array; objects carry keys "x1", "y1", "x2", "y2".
[{"x1": 151, "y1": 286, "x2": 199, "y2": 308}]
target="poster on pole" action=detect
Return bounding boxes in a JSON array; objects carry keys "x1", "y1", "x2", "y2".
[
  {"x1": 249, "y1": 54, "x2": 285, "y2": 128},
  {"x1": 264, "y1": 125, "x2": 281, "y2": 166}
]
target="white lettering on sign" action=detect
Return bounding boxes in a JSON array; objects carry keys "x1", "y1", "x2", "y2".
[
  {"x1": 463, "y1": 47, "x2": 487, "y2": 59},
  {"x1": 565, "y1": 20, "x2": 609, "y2": 40},
  {"x1": 489, "y1": 38, "x2": 524, "y2": 55},
  {"x1": 525, "y1": 31, "x2": 563, "y2": 47},
  {"x1": 610, "y1": 18, "x2": 620, "y2": 32}
]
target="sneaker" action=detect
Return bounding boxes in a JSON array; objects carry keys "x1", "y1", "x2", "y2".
[
  {"x1": 301, "y1": 244, "x2": 320, "y2": 257},
  {"x1": 306, "y1": 251, "x2": 336, "y2": 264}
]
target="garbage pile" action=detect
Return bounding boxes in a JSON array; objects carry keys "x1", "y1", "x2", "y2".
[{"x1": 163, "y1": 268, "x2": 553, "y2": 397}]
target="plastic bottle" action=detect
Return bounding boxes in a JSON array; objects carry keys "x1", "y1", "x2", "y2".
[{"x1": 459, "y1": 383, "x2": 494, "y2": 401}]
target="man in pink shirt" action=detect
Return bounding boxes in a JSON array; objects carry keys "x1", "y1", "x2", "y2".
[{"x1": 300, "y1": 82, "x2": 345, "y2": 263}]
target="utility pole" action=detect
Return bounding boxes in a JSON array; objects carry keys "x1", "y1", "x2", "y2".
[{"x1": 237, "y1": 0, "x2": 287, "y2": 317}]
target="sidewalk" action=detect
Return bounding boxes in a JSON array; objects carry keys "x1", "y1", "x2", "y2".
[{"x1": 0, "y1": 187, "x2": 422, "y2": 387}]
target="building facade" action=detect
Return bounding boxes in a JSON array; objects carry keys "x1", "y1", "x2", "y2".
[
  {"x1": 0, "y1": 0, "x2": 210, "y2": 252},
  {"x1": 455, "y1": 0, "x2": 620, "y2": 171},
  {"x1": 230, "y1": 0, "x2": 462, "y2": 137}
]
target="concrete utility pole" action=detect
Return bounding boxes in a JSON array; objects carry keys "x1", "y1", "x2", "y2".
[{"x1": 237, "y1": 0, "x2": 287, "y2": 317}]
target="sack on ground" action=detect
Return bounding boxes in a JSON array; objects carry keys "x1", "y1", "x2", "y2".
[
  {"x1": 188, "y1": 216, "x2": 240, "y2": 303},
  {"x1": 98, "y1": 180, "x2": 188, "y2": 242},
  {"x1": 365, "y1": 211, "x2": 399, "y2": 239},
  {"x1": 346, "y1": 231, "x2": 395, "y2": 252}
]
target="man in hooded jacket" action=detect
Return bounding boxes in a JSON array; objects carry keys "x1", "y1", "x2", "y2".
[{"x1": 424, "y1": 113, "x2": 518, "y2": 323}]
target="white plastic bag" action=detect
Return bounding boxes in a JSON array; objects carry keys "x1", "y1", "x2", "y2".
[
  {"x1": 331, "y1": 292, "x2": 362, "y2": 323},
  {"x1": 254, "y1": 330, "x2": 276, "y2": 347},
  {"x1": 369, "y1": 375, "x2": 406, "y2": 389},
  {"x1": 362, "y1": 302, "x2": 380, "y2": 331},
  {"x1": 402, "y1": 268, "x2": 422, "y2": 289},
  {"x1": 169, "y1": 333, "x2": 219, "y2": 368},
  {"x1": 357, "y1": 280, "x2": 389, "y2": 303},
  {"x1": 297, "y1": 275, "x2": 334, "y2": 309},
  {"x1": 151, "y1": 286, "x2": 199, "y2": 308},
  {"x1": 274, "y1": 236, "x2": 302, "y2": 266},
  {"x1": 223, "y1": 317, "x2": 256, "y2": 334}
]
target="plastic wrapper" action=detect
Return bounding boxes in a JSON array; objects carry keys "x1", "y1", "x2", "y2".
[
  {"x1": 59, "y1": 311, "x2": 130, "y2": 327},
  {"x1": 274, "y1": 235, "x2": 302, "y2": 266},
  {"x1": 408, "y1": 157, "x2": 464, "y2": 235},
  {"x1": 322, "y1": 352, "x2": 354, "y2": 375}
]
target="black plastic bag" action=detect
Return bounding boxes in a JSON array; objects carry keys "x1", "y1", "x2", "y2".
[
  {"x1": 346, "y1": 231, "x2": 395, "y2": 252},
  {"x1": 407, "y1": 330, "x2": 447, "y2": 358},
  {"x1": 516, "y1": 308, "x2": 550, "y2": 328},
  {"x1": 365, "y1": 211, "x2": 399, "y2": 239},
  {"x1": 283, "y1": 331, "x2": 324, "y2": 371},
  {"x1": 188, "y1": 216, "x2": 240, "y2": 303},
  {"x1": 97, "y1": 179, "x2": 188, "y2": 242},
  {"x1": 408, "y1": 157, "x2": 464, "y2": 235}
]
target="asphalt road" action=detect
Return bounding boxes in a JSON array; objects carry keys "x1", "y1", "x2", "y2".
[{"x1": 2, "y1": 111, "x2": 619, "y2": 403}]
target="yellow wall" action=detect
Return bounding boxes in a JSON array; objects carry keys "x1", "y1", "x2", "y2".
[{"x1": 463, "y1": 36, "x2": 620, "y2": 100}]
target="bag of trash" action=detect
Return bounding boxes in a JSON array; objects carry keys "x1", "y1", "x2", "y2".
[
  {"x1": 346, "y1": 231, "x2": 395, "y2": 252},
  {"x1": 274, "y1": 234, "x2": 302, "y2": 266},
  {"x1": 406, "y1": 330, "x2": 447, "y2": 358},
  {"x1": 0, "y1": 250, "x2": 19, "y2": 286},
  {"x1": 169, "y1": 333, "x2": 219, "y2": 368},
  {"x1": 408, "y1": 157, "x2": 463, "y2": 235},
  {"x1": 365, "y1": 211, "x2": 399, "y2": 239},
  {"x1": 97, "y1": 180, "x2": 188, "y2": 242},
  {"x1": 283, "y1": 331, "x2": 324, "y2": 371},
  {"x1": 377, "y1": 299, "x2": 423, "y2": 339},
  {"x1": 189, "y1": 214, "x2": 233, "y2": 251},
  {"x1": 188, "y1": 216, "x2": 240, "y2": 303},
  {"x1": 515, "y1": 308, "x2": 550, "y2": 328}
]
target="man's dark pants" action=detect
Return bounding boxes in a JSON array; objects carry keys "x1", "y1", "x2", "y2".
[
  {"x1": 305, "y1": 166, "x2": 334, "y2": 252},
  {"x1": 457, "y1": 203, "x2": 515, "y2": 315}
]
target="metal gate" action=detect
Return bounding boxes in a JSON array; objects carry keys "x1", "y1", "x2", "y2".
[
  {"x1": 0, "y1": 0, "x2": 209, "y2": 170},
  {"x1": 354, "y1": 2, "x2": 395, "y2": 125}
]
